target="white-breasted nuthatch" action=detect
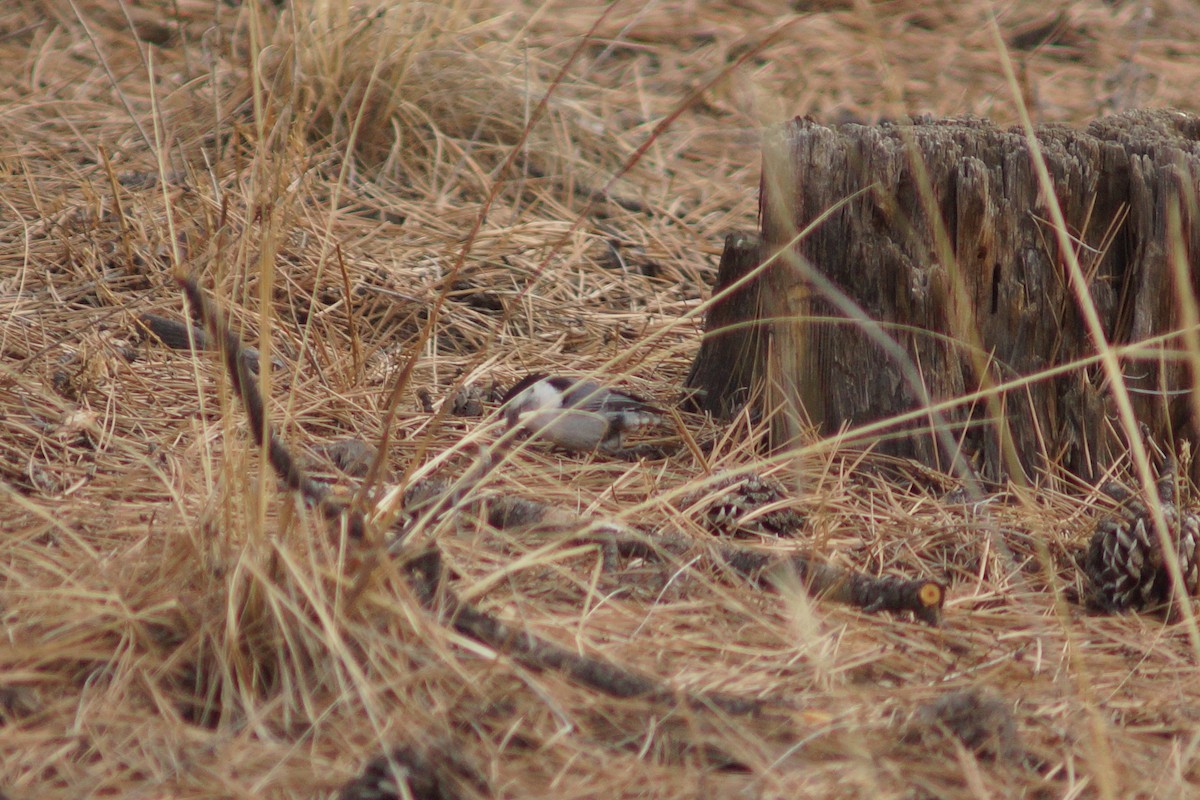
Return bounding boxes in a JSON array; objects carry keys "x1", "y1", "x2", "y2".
[{"x1": 499, "y1": 374, "x2": 663, "y2": 454}]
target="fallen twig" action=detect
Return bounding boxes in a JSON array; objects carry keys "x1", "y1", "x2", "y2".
[
  {"x1": 177, "y1": 278, "x2": 367, "y2": 539},
  {"x1": 400, "y1": 548, "x2": 760, "y2": 714},
  {"x1": 399, "y1": 478, "x2": 943, "y2": 623},
  {"x1": 137, "y1": 312, "x2": 279, "y2": 373},
  {"x1": 575, "y1": 530, "x2": 945, "y2": 624}
]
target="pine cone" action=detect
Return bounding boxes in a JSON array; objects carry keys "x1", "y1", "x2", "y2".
[
  {"x1": 338, "y1": 747, "x2": 446, "y2": 800},
  {"x1": 680, "y1": 472, "x2": 804, "y2": 538},
  {"x1": 1084, "y1": 474, "x2": 1200, "y2": 614}
]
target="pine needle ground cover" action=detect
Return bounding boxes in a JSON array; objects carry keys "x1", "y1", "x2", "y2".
[{"x1": 3, "y1": 1, "x2": 1200, "y2": 797}]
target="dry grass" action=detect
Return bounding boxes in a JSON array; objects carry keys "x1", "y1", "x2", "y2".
[{"x1": 4, "y1": 0, "x2": 1200, "y2": 797}]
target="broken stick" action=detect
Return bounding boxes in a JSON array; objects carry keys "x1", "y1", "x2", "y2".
[{"x1": 580, "y1": 531, "x2": 945, "y2": 624}]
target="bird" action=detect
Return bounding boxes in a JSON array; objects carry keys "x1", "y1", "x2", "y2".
[
  {"x1": 1083, "y1": 469, "x2": 1200, "y2": 616},
  {"x1": 498, "y1": 374, "x2": 664, "y2": 455}
]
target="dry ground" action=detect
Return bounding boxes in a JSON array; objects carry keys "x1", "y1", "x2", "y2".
[{"x1": 3, "y1": 0, "x2": 1200, "y2": 798}]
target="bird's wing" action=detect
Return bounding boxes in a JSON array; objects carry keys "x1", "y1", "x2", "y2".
[{"x1": 564, "y1": 380, "x2": 661, "y2": 415}]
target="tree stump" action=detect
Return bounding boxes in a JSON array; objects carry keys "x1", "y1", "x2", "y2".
[{"x1": 686, "y1": 110, "x2": 1200, "y2": 485}]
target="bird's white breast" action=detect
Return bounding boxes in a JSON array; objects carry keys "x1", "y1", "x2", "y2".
[{"x1": 522, "y1": 378, "x2": 567, "y2": 411}]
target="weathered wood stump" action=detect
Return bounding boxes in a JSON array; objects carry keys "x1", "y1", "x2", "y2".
[{"x1": 686, "y1": 110, "x2": 1200, "y2": 485}]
